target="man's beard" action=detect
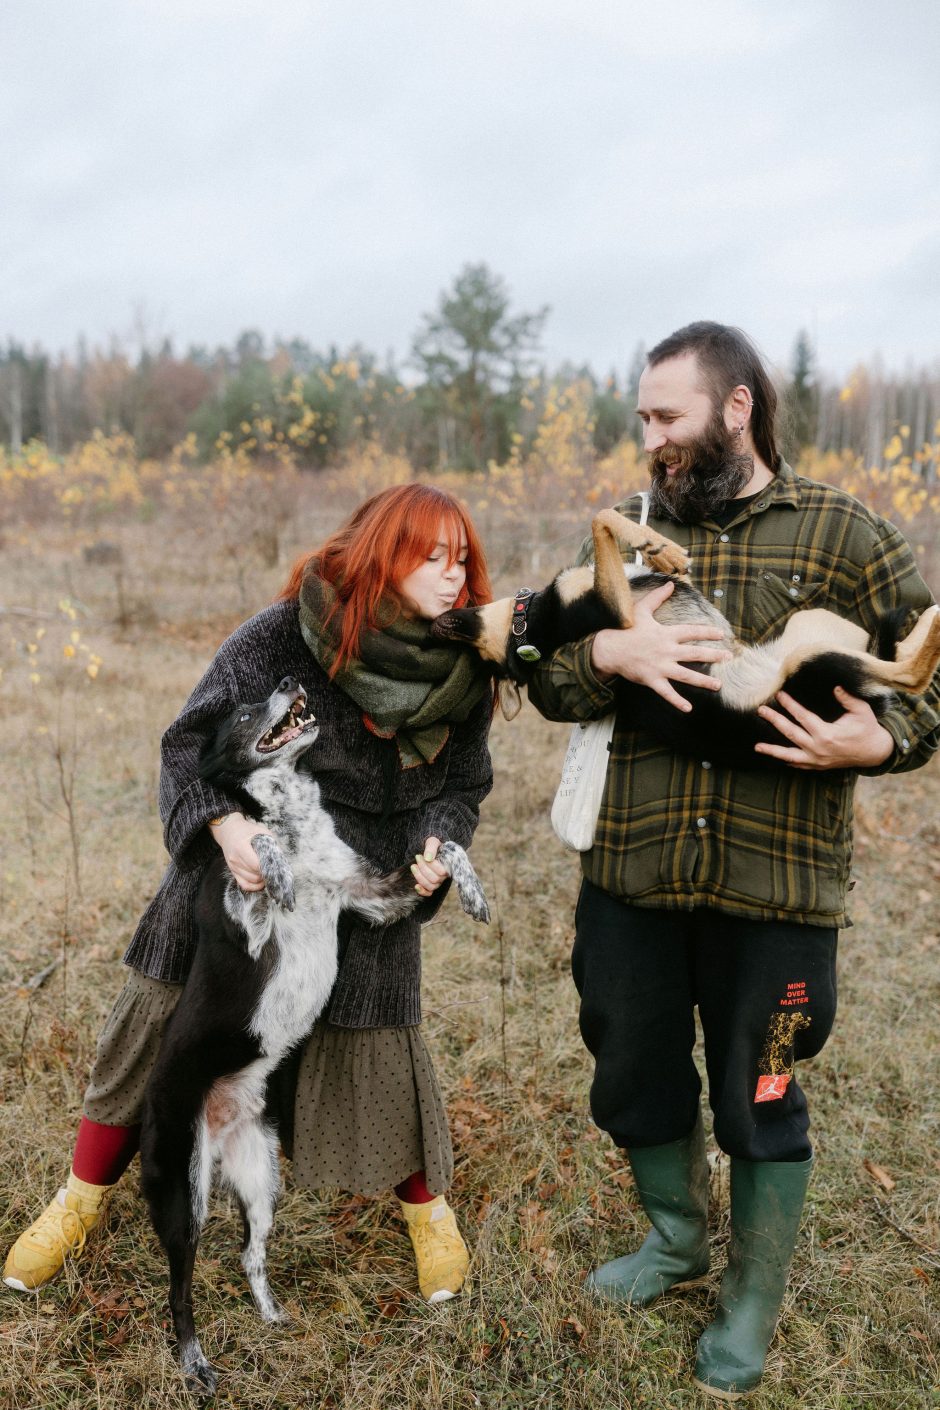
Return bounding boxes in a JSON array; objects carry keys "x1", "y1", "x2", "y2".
[{"x1": 647, "y1": 412, "x2": 754, "y2": 525}]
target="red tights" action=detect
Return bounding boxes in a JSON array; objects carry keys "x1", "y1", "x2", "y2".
[
  {"x1": 72, "y1": 1117, "x2": 434, "y2": 1203},
  {"x1": 394, "y1": 1170, "x2": 434, "y2": 1203},
  {"x1": 71, "y1": 1118, "x2": 139, "y2": 1185}
]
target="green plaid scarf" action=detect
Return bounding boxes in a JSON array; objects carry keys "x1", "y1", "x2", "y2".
[{"x1": 298, "y1": 568, "x2": 491, "y2": 768}]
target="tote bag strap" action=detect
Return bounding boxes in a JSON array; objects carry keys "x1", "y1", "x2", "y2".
[{"x1": 634, "y1": 490, "x2": 650, "y2": 565}]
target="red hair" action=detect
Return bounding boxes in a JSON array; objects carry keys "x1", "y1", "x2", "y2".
[{"x1": 277, "y1": 483, "x2": 492, "y2": 676}]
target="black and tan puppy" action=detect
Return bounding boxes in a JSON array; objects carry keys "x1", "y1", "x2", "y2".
[{"x1": 432, "y1": 509, "x2": 940, "y2": 768}]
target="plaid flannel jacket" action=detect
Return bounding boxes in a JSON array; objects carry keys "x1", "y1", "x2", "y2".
[{"x1": 528, "y1": 463, "x2": 939, "y2": 927}]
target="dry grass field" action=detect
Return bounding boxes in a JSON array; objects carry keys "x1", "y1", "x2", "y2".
[{"x1": 0, "y1": 461, "x2": 938, "y2": 1409}]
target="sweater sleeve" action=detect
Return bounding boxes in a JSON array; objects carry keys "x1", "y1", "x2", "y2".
[
  {"x1": 851, "y1": 519, "x2": 940, "y2": 776},
  {"x1": 408, "y1": 693, "x2": 494, "y2": 922},
  {"x1": 413, "y1": 694, "x2": 493, "y2": 850},
  {"x1": 159, "y1": 647, "x2": 242, "y2": 870}
]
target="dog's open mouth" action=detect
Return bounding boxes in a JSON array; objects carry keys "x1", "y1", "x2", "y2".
[{"x1": 256, "y1": 697, "x2": 317, "y2": 753}]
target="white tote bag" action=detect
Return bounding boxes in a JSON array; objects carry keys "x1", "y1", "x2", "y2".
[
  {"x1": 550, "y1": 713, "x2": 616, "y2": 851},
  {"x1": 549, "y1": 491, "x2": 650, "y2": 852}
]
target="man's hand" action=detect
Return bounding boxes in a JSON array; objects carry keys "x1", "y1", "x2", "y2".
[
  {"x1": 590, "y1": 579, "x2": 733, "y2": 713},
  {"x1": 411, "y1": 836, "x2": 449, "y2": 898},
  {"x1": 755, "y1": 687, "x2": 895, "y2": 770},
  {"x1": 210, "y1": 812, "x2": 275, "y2": 891}
]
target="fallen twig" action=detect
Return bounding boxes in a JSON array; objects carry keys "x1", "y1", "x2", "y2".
[
  {"x1": 21, "y1": 958, "x2": 62, "y2": 991},
  {"x1": 872, "y1": 1197, "x2": 940, "y2": 1269}
]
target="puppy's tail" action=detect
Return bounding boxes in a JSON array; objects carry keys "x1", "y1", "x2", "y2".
[{"x1": 872, "y1": 607, "x2": 912, "y2": 661}]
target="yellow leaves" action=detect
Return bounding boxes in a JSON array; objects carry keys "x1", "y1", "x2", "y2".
[
  {"x1": 63, "y1": 644, "x2": 76, "y2": 659},
  {"x1": 883, "y1": 434, "x2": 903, "y2": 462},
  {"x1": 86, "y1": 663, "x2": 99, "y2": 680}
]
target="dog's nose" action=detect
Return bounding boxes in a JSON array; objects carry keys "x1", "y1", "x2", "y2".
[{"x1": 277, "y1": 676, "x2": 297, "y2": 693}]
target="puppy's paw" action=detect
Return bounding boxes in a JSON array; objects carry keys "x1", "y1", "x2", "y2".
[
  {"x1": 251, "y1": 834, "x2": 296, "y2": 911},
  {"x1": 437, "y1": 841, "x2": 490, "y2": 924},
  {"x1": 643, "y1": 538, "x2": 691, "y2": 577}
]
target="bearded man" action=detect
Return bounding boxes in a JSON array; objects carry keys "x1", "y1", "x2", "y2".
[{"x1": 528, "y1": 322, "x2": 940, "y2": 1399}]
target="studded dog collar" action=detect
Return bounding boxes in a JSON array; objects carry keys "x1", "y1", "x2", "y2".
[{"x1": 511, "y1": 587, "x2": 541, "y2": 663}]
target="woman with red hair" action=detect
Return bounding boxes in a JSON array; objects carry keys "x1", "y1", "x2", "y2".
[{"x1": 6, "y1": 484, "x2": 494, "y2": 1305}]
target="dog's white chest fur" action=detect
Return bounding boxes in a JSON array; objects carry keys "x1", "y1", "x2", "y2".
[{"x1": 222, "y1": 768, "x2": 358, "y2": 1062}]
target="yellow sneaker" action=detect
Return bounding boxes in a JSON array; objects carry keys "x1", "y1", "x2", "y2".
[
  {"x1": 399, "y1": 1194, "x2": 470, "y2": 1303},
  {"x1": 4, "y1": 1174, "x2": 109, "y2": 1292}
]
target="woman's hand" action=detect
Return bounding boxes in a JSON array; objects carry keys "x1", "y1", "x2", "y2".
[
  {"x1": 210, "y1": 813, "x2": 275, "y2": 891},
  {"x1": 590, "y1": 579, "x2": 732, "y2": 712},
  {"x1": 755, "y1": 687, "x2": 895, "y2": 769},
  {"x1": 411, "y1": 836, "x2": 449, "y2": 897}
]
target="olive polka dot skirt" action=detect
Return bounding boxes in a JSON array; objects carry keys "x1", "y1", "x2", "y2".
[
  {"x1": 83, "y1": 970, "x2": 182, "y2": 1125},
  {"x1": 83, "y1": 970, "x2": 454, "y2": 1198},
  {"x1": 286, "y1": 1023, "x2": 454, "y2": 1197}
]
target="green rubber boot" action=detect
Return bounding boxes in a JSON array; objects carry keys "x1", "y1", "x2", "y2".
[
  {"x1": 586, "y1": 1115, "x2": 710, "y2": 1306},
  {"x1": 693, "y1": 1155, "x2": 813, "y2": 1400}
]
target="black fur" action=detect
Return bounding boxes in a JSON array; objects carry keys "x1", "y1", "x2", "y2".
[
  {"x1": 433, "y1": 569, "x2": 930, "y2": 771},
  {"x1": 140, "y1": 677, "x2": 489, "y2": 1398}
]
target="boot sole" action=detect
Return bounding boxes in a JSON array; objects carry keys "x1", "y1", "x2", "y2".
[
  {"x1": 692, "y1": 1374, "x2": 755, "y2": 1401},
  {"x1": 588, "y1": 1267, "x2": 710, "y2": 1306}
]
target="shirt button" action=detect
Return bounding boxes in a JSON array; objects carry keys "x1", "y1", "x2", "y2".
[
  {"x1": 713, "y1": 588, "x2": 724, "y2": 599},
  {"x1": 756, "y1": 501, "x2": 766, "y2": 509},
  {"x1": 696, "y1": 816, "x2": 707, "y2": 829},
  {"x1": 719, "y1": 533, "x2": 730, "y2": 543},
  {"x1": 901, "y1": 738, "x2": 910, "y2": 750},
  {"x1": 791, "y1": 573, "x2": 801, "y2": 582},
  {"x1": 789, "y1": 587, "x2": 799, "y2": 597},
  {"x1": 701, "y1": 760, "x2": 712, "y2": 770}
]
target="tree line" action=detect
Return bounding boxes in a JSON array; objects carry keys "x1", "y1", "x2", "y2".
[{"x1": 1, "y1": 265, "x2": 938, "y2": 474}]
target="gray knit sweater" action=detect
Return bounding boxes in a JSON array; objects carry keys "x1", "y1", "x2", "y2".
[{"x1": 123, "y1": 600, "x2": 493, "y2": 1027}]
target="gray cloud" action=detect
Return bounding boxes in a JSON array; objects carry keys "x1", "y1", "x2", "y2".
[{"x1": 1, "y1": 0, "x2": 938, "y2": 378}]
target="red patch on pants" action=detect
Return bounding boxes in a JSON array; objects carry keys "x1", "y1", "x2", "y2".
[{"x1": 754, "y1": 1073, "x2": 792, "y2": 1103}]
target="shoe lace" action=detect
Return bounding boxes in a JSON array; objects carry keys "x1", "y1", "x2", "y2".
[
  {"x1": 411, "y1": 1217, "x2": 463, "y2": 1270},
  {"x1": 27, "y1": 1203, "x2": 89, "y2": 1258}
]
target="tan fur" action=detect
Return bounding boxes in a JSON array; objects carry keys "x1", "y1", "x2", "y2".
[
  {"x1": 468, "y1": 514, "x2": 940, "y2": 713},
  {"x1": 592, "y1": 508, "x2": 692, "y2": 580},
  {"x1": 591, "y1": 514, "x2": 940, "y2": 703},
  {"x1": 776, "y1": 603, "x2": 940, "y2": 695},
  {"x1": 556, "y1": 566, "x2": 596, "y2": 607},
  {"x1": 473, "y1": 597, "x2": 515, "y2": 663}
]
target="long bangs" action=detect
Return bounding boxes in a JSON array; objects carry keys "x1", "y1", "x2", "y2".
[{"x1": 275, "y1": 483, "x2": 492, "y2": 675}]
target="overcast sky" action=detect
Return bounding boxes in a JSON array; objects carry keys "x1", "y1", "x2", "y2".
[{"x1": 2, "y1": 0, "x2": 938, "y2": 381}]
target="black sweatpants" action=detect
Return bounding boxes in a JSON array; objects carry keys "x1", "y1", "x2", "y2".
[{"x1": 571, "y1": 881, "x2": 838, "y2": 1162}]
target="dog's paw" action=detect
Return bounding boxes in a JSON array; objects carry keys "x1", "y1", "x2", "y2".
[
  {"x1": 437, "y1": 841, "x2": 491, "y2": 924},
  {"x1": 643, "y1": 538, "x2": 692, "y2": 577},
  {"x1": 251, "y1": 834, "x2": 295, "y2": 911},
  {"x1": 180, "y1": 1341, "x2": 219, "y2": 1399},
  {"x1": 266, "y1": 870, "x2": 295, "y2": 911}
]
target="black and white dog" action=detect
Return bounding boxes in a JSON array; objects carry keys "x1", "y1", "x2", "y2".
[
  {"x1": 140, "y1": 677, "x2": 489, "y2": 1397},
  {"x1": 432, "y1": 508, "x2": 940, "y2": 768}
]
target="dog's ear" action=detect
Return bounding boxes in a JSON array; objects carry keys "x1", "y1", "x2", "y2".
[{"x1": 498, "y1": 679, "x2": 522, "y2": 720}]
